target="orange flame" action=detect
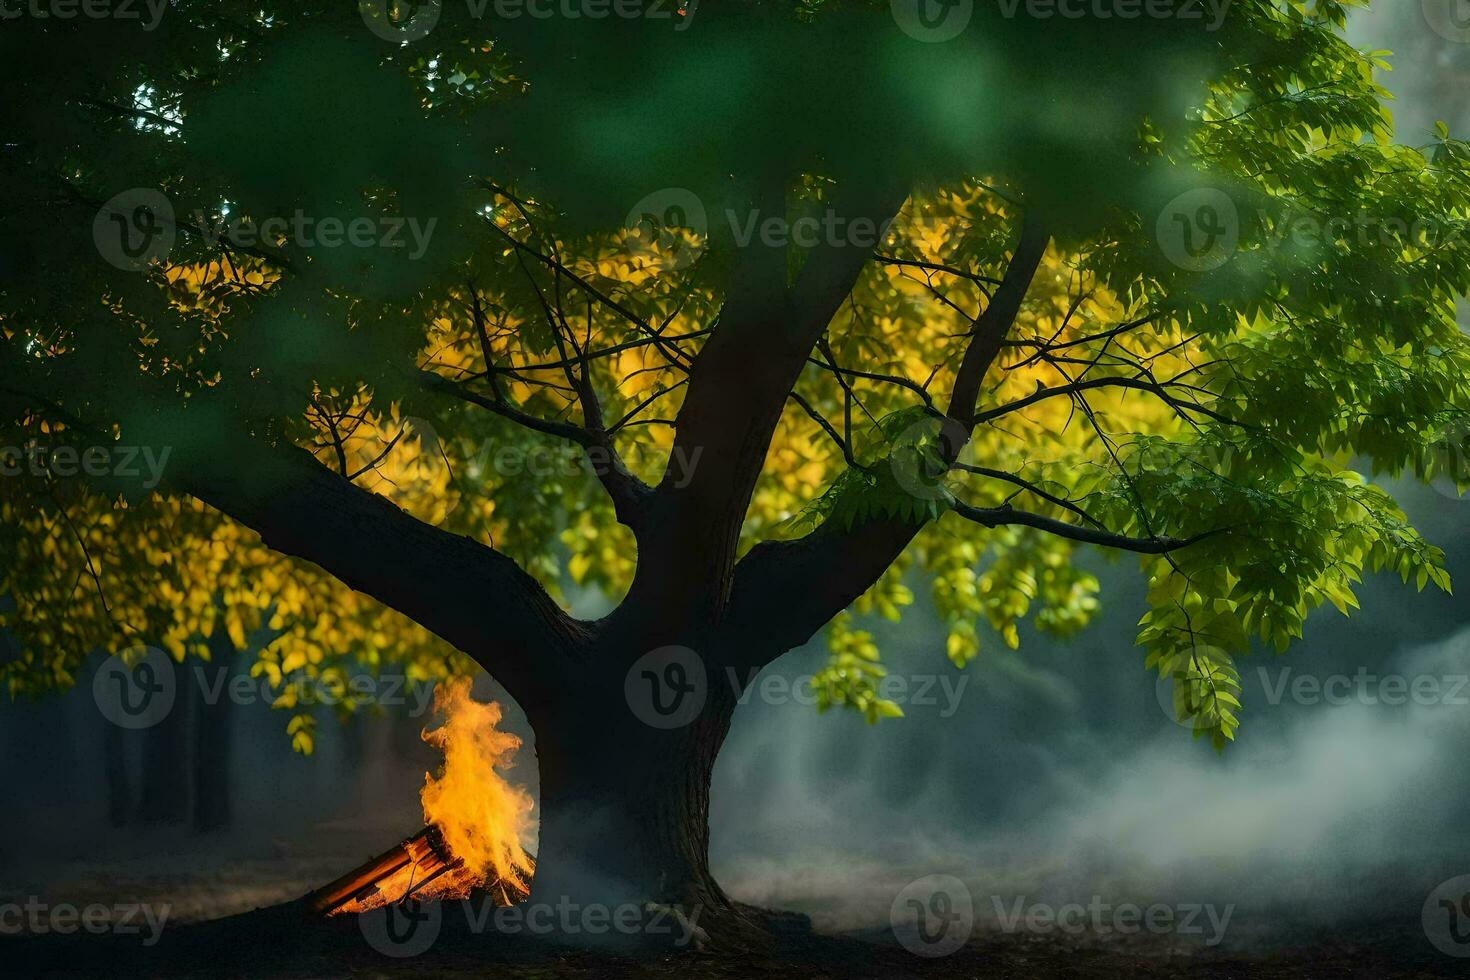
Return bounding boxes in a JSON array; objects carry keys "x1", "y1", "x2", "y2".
[{"x1": 420, "y1": 677, "x2": 536, "y2": 894}]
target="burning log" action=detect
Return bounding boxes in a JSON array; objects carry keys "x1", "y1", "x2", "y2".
[
  {"x1": 308, "y1": 825, "x2": 532, "y2": 916},
  {"x1": 308, "y1": 680, "x2": 537, "y2": 917}
]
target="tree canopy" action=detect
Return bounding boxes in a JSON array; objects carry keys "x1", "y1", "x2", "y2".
[{"x1": 4, "y1": 0, "x2": 1470, "y2": 750}]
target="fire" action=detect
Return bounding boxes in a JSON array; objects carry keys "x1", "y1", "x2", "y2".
[
  {"x1": 314, "y1": 678, "x2": 535, "y2": 916},
  {"x1": 420, "y1": 677, "x2": 536, "y2": 894}
]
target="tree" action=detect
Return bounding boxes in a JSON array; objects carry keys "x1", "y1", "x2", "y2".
[{"x1": 4, "y1": 0, "x2": 1470, "y2": 942}]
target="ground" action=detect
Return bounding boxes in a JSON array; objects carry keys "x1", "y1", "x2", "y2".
[
  {"x1": 5, "y1": 827, "x2": 1462, "y2": 978},
  {"x1": 5, "y1": 896, "x2": 1463, "y2": 979}
]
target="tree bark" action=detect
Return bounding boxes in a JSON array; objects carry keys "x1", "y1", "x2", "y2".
[
  {"x1": 193, "y1": 633, "x2": 236, "y2": 833},
  {"x1": 101, "y1": 714, "x2": 131, "y2": 828},
  {"x1": 136, "y1": 664, "x2": 192, "y2": 825},
  {"x1": 525, "y1": 666, "x2": 752, "y2": 950}
]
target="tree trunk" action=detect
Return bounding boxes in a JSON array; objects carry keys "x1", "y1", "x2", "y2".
[
  {"x1": 136, "y1": 666, "x2": 192, "y2": 824},
  {"x1": 102, "y1": 717, "x2": 131, "y2": 828},
  {"x1": 526, "y1": 671, "x2": 755, "y2": 951},
  {"x1": 193, "y1": 635, "x2": 236, "y2": 833}
]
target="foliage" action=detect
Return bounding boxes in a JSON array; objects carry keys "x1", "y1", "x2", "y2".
[{"x1": 3, "y1": 1, "x2": 1469, "y2": 751}]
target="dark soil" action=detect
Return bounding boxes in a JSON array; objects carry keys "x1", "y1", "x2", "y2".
[{"x1": 4, "y1": 896, "x2": 1464, "y2": 980}]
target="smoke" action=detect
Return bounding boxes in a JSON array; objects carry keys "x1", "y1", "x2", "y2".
[
  {"x1": 712, "y1": 473, "x2": 1470, "y2": 944},
  {"x1": 706, "y1": 8, "x2": 1470, "y2": 942}
]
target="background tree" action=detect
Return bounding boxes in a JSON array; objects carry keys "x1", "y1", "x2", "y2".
[{"x1": 4, "y1": 0, "x2": 1470, "y2": 942}]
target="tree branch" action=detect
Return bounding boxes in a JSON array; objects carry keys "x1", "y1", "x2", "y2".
[
  {"x1": 948, "y1": 218, "x2": 1051, "y2": 429},
  {"x1": 722, "y1": 214, "x2": 1050, "y2": 664},
  {"x1": 170, "y1": 433, "x2": 583, "y2": 712},
  {"x1": 415, "y1": 369, "x2": 652, "y2": 528},
  {"x1": 950, "y1": 501, "x2": 1229, "y2": 554},
  {"x1": 622, "y1": 177, "x2": 911, "y2": 627}
]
